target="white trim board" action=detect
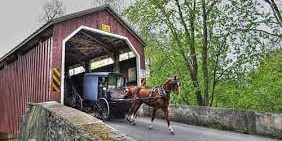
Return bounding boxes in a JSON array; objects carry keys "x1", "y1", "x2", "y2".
[{"x1": 61, "y1": 26, "x2": 142, "y2": 105}]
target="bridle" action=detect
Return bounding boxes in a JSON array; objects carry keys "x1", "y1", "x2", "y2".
[
  {"x1": 159, "y1": 78, "x2": 181, "y2": 100},
  {"x1": 171, "y1": 78, "x2": 181, "y2": 92}
]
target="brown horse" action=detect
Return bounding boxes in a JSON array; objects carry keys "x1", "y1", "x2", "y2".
[{"x1": 124, "y1": 76, "x2": 181, "y2": 135}]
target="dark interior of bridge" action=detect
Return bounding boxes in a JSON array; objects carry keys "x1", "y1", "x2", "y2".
[{"x1": 63, "y1": 29, "x2": 137, "y2": 109}]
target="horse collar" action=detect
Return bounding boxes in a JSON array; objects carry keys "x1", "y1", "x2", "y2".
[{"x1": 159, "y1": 87, "x2": 170, "y2": 100}]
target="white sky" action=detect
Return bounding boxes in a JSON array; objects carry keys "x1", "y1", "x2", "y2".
[
  {"x1": 0, "y1": 0, "x2": 96, "y2": 58},
  {"x1": 0, "y1": 0, "x2": 280, "y2": 58}
]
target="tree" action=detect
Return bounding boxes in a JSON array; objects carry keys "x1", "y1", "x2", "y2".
[
  {"x1": 124, "y1": 0, "x2": 282, "y2": 106},
  {"x1": 40, "y1": 0, "x2": 65, "y2": 23},
  {"x1": 215, "y1": 49, "x2": 282, "y2": 112},
  {"x1": 263, "y1": 0, "x2": 282, "y2": 27},
  {"x1": 201, "y1": 0, "x2": 209, "y2": 106},
  {"x1": 91, "y1": 0, "x2": 131, "y2": 14}
]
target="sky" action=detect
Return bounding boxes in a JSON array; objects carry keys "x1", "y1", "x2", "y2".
[
  {"x1": 0, "y1": 0, "x2": 98, "y2": 58},
  {"x1": 0, "y1": 0, "x2": 280, "y2": 58}
]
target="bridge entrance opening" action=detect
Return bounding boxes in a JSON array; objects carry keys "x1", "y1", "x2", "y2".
[{"x1": 61, "y1": 26, "x2": 141, "y2": 106}]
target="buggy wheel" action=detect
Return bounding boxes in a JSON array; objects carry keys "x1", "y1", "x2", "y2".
[
  {"x1": 96, "y1": 98, "x2": 110, "y2": 120},
  {"x1": 72, "y1": 93, "x2": 83, "y2": 110}
]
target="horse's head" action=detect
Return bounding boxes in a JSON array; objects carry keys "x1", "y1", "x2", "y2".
[{"x1": 164, "y1": 76, "x2": 181, "y2": 93}]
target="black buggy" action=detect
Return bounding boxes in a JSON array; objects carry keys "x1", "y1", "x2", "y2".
[{"x1": 65, "y1": 72, "x2": 131, "y2": 120}]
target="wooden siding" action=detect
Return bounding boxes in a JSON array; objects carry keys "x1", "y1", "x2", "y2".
[
  {"x1": 0, "y1": 38, "x2": 53, "y2": 135},
  {"x1": 0, "y1": 8, "x2": 145, "y2": 136}
]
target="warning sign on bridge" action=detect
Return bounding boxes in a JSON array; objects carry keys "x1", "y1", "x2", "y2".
[
  {"x1": 52, "y1": 68, "x2": 61, "y2": 93},
  {"x1": 101, "y1": 24, "x2": 111, "y2": 32}
]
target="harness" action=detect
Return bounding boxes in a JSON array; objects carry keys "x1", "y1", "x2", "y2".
[
  {"x1": 133, "y1": 86, "x2": 170, "y2": 106},
  {"x1": 132, "y1": 79, "x2": 179, "y2": 104},
  {"x1": 157, "y1": 86, "x2": 170, "y2": 100}
]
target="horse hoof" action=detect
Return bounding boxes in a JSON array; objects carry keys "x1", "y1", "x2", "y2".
[
  {"x1": 170, "y1": 131, "x2": 175, "y2": 135},
  {"x1": 148, "y1": 125, "x2": 152, "y2": 130},
  {"x1": 132, "y1": 122, "x2": 136, "y2": 126},
  {"x1": 125, "y1": 118, "x2": 132, "y2": 123},
  {"x1": 126, "y1": 118, "x2": 131, "y2": 122},
  {"x1": 127, "y1": 119, "x2": 132, "y2": 122},
  {"x1": 125, "y1": 120, "x2": 130, "y2": 124}
]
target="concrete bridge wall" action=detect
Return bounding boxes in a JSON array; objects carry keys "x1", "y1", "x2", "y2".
[
  {"x1": 19, "y1": 101, "x2": 134, "y2": 141},
  {"x1": 140, "y1": 105, "x2": 282, "y2": 139}
]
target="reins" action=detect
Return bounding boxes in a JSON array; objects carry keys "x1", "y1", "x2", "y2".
[
  {"x1": 133, "y1": 84, "x2": 172, "y2": 102},
  {"x1": 124, "y1": 78, "x2": 179, "y2": 102}
]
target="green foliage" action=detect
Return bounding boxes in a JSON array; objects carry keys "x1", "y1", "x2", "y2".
[
  {"x1": 144, "y1": 39, "x2": 197, "y2": 105},
  {"x1": 123, "y1": 0, "x2": 282, "y2": 112},
  {"x1": 216, "y1": 50, "x2": 282, "y2": 112}
]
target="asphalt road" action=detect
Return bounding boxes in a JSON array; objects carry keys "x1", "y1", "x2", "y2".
[{"x1": 107, "y1": 117, "x2": 279, "y2": 141}]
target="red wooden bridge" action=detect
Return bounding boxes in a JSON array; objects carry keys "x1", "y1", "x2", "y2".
[{"x1": 0, "y1": 5, "x2": 146, "y2": 139}]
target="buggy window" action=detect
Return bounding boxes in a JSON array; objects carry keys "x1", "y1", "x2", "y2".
[{"x1": 108, "y1": 75, "x2": 124, "y2": 89}]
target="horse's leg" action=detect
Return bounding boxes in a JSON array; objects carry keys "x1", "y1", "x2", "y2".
[
  {"x1": 126, "y1": 100, "x2": 137, "y2": 122},
  {"x1": 133, "y1": 103, "x2": 141, "y2": 117},
  {"x1": 131, "y1": 101, "x2": 142, "y2": 125},
  {"x1": 149, "y1": 107, "x2": 157, "y2": 130},
  {"x1": 162, "y1": 107, "x2": 174, "y2": 135}
]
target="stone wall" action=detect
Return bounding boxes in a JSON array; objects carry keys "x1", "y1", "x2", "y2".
[
  {"x1": 19, "y1": 101, "x2": 135, "y2": 141},
  {"x1": 140, "y1": 105, "x2": 282, "y2": 139}
]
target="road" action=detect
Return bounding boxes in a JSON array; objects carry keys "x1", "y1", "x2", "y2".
[{"x1": 107, "y1": 117, "x2": 279, "y2": 141}]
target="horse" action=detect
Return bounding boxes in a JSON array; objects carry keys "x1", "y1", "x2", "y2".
[{"x1": 124, "y1": 76, "x2": 181, "y2": 135}]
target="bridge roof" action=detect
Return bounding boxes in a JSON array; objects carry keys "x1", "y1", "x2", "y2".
[{"x1": 0, "y1": 4, "x2": 145, "y2": 66}]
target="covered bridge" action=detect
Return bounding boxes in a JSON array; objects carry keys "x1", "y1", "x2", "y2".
[{"x1": 0, "y1": 5, "x2": 145, "y2": 137}]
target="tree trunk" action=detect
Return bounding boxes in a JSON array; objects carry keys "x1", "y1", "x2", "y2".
[
  {"x1": 202, "y1": 0, "x2": 209, "y2": 106},
  {"x1": 191, "y1": 0, "x2": 203, "y2": 106},
  {"x1": 189, "y1": 66, "x2": 203, "y2": 106},
  {"x1": 265, "y1": 0, "x2": 282, "y2": 27},
  {"x1": 178, "y1": 0, "x2": 203, "y2": 106}
]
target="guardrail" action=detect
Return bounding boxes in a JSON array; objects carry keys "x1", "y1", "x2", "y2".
[
  {"x1": 139, "y1": 105, "x2": 282, "y2": 139},
  {"x1": 19, "y1": 101, "x2": 135, "y2": 141}
]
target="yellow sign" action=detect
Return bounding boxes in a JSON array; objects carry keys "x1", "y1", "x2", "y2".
[
  {"x1": 52, "y1": 67, "x2": 61, "y2": 93},
  {"x1": 141, "y1": 77, "x2": 146, "y2": 86},
  {"x1": 101, "y1": 24, "x2": 111, "y2": 32}
]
